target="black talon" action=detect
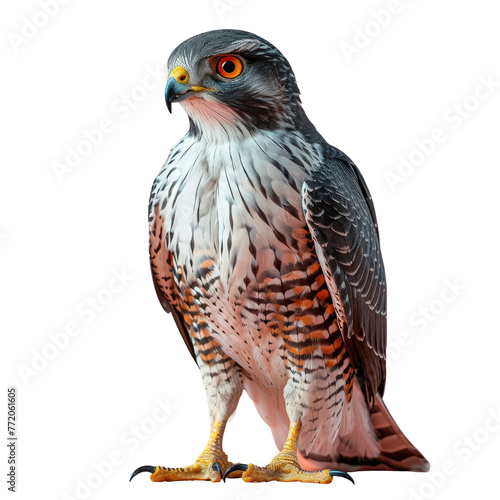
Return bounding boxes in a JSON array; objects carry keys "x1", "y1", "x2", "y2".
[
  {"x1": 222, "y1": 463, "x2": 248, "y2": 482},
  {"x1": 212, "y1": 461, "x2": 222, "y2": 476},
  {"x1": 129, "y1": 465, "x2": 156, "y2": 482},
  {"x1": 329, "y1": 470, "x2": 355, "y2": 484}
]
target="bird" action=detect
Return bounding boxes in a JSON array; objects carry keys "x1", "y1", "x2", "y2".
[{"x1": 130, "y1": 29, "x2": 429, "y2": 484}]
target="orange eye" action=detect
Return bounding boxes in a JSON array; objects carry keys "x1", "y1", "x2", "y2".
[{"x1": 216, "y1": 56, "x2": 243, "y2": 79}]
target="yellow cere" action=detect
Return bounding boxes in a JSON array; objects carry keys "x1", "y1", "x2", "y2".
[{"x1": 169, "y1": 66, "x2": 189, "y2": 84}]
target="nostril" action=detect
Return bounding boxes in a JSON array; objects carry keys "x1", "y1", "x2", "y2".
[{"x1": 179, "y1": 75, "x2": 187, "y2": 82}]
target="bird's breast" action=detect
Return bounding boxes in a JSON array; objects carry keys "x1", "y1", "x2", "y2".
[
  {"x1": 153, "y1": 130, "x2": 333, "y2": 386},
  {"x1": 156, "y1": 130, "x2": 318, "y2": 283}
]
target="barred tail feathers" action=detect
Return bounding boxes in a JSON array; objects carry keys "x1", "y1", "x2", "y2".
[
  {"x1": 367, "y1": 394, "x2": 430, "y2": 472},
  {"x1": 299, "y1": 390, "x2": 430, "y2": 473}
]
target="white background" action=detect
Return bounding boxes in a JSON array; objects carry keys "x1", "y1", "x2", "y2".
[{"x1": 2, "y1": 1, "x2": 500, "y2": 499}]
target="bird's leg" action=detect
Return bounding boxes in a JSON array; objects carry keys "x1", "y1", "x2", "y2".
[
  {"x1": 224, "y1": 421, "x2": 353, "y2": 484},
  {"x1": 130, "y1": 403, "x2": 241, "y2": 483},
  {"x1": 130, "y1": 344, "x2": 244, "y2": 482}
]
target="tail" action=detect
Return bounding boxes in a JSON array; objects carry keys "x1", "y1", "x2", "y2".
[
  {"x1": 299, "y1": 392, "x2": 430, "y2": 473},
  {"x1": 364, "y1": 394, "x2": 430, "y2": 472},
  {"x1": 245, "y1": 375, "x2": 429, "y2": 473}
]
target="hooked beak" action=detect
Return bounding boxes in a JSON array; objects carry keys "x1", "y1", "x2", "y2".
[
  {"x1": 165, "y1": 66, "x2": 216, "y2": 113},
  {"x1": 165, "y1": 77, "x2": 185, "y2": 113}
]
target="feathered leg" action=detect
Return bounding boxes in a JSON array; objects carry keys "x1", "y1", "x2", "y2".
[{"x1": 224, "y1": 312, "x2": 355, "y2": 485}]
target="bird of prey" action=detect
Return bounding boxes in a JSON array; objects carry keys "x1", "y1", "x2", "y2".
[{"x1": 130, "y1": 29, "x2": 429, "y2": 484}]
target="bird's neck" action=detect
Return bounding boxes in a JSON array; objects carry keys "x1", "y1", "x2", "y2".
[
  {"x1": 182, "y1": 97, "x2": 254, "y2": 145},
  {"x1": 181, "y1": 95, "x2": 319, "y2": 146}
]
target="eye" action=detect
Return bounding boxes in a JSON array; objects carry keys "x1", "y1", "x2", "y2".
[{"x1": 216, "y1": 55, "x2": 243, "y2": 79}]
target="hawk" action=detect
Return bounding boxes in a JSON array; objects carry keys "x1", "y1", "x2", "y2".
[{"x1": 131, "y1": 29, "x2": 429, "y2": 484}]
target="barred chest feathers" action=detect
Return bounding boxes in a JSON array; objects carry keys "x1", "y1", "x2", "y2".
[
  {"x1": 151, "y1": 128, "x2": 333, "y2": 384},
  {"x1": 155, "y1": 129, "x2": 321, "y2": 296}
]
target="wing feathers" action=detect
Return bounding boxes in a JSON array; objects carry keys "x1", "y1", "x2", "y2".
[{"x1": 302, "y1": 154, "x2": 387, "y2": 407}]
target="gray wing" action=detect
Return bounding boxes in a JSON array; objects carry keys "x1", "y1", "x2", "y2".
[{"x1": 302, "y1": 151, "x2": 386, "y2": 408}]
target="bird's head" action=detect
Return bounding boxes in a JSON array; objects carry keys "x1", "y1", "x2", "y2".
[{"x1": 165, "y1": 29, "x2": 307, "y2": 137}]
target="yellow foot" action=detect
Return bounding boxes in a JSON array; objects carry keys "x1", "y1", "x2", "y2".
[
  {"x1": 223, "y1": 456, "x2": 354, "y2": 484},
  {"x1": 131, "y1": 419, "x2": 243, "y2": 483},
  {"x1": 130, "y1": 455, "x2": 243, "y2": 483}
]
